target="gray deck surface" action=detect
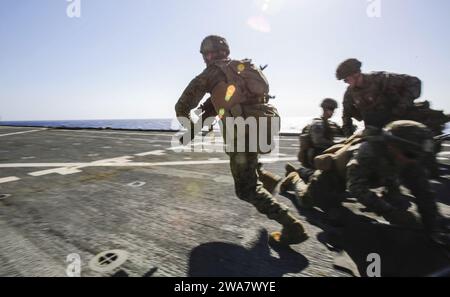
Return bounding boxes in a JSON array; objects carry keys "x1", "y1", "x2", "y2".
[{"x1": 0, "y1": 126, "x2": 449, "y2": 277}]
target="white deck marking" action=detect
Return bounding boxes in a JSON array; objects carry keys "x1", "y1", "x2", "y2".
[
  {"x1": 53, "y1": 129, "x2": 175, "y2": 137},
  {"x1": 0, "y1": 129, "x2": 46, "y2": 137},
  {"x1": 168, "y1": 144, "x2": 298, "y2": 152},
  {"x1": 127, "y1": 181, "x2": 146, "y2": 188},
  {"x1": 135, "y1": 150, "x2": 166, "y2": 156},
  {"x1": 50, "y1": 131, "x2": 303, "y2": 147},
  {"x1": 260, "y1": 157, "x2": 297, "y2": 163},
  {"x1": 278, "y1": 146, "x2": 300, "y2": 150},
  {"x1": 0, "y1": 157, "x2": 296, "y2": 170},
  {"x1": 438, "y1": 152, "x2": 450, "y2": 156},
  {"x1": 21, "y1": 156, "x2": 36, "y2": 160},
  {"x1": 51, "y1": 132, "x2": 173, "y2": 143},
  {"x1": 0, "y1": 176, "x2": 20, "y2": 184},
  {"x1": 0, "y1": 163, "x2": 85, "y2": 168},
  {"x1": 27, "y1": 156, "x2": 134, "y2": 176},
  {"x1": 29, "y1": 167, "x2": 83, "y2": 176}
]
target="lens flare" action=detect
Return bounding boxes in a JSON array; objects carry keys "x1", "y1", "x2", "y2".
[
  {"x1": 225, "y1": 85, "x2": 236, "y2": 102},
  {"x1": 247, "y1": 15, "x2": 271, "y2": 33}
]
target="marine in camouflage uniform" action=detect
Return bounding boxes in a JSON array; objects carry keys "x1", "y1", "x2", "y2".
[
  {"x1": 175, "y1": 35, "x2": 308, "y2": 245},
  {"x1": 336, "y1": 59, "x2": 422, "y2": 137},
  {"x1": 299, "y1": 98, "x2": 344, "y2": 169},
  {"x1": 267, "y1": 121, "x2": 449, "y2": 245}
]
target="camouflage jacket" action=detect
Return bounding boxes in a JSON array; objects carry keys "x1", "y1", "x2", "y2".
[
  {"x1": 175, "y1": 58, "x2": 280, "y2": 153},
  {"x1": 309, "y1": 117, "x2": 344, "y2": 150},
  {"x1": 346, "y1": 140, "x2": 437, "y2": 227},
  {"x1": 175, "y1": 59, "x2": 228, "y2": 121},
  {"x1": 342, "y1": 72, "x2": 422, "y2": 136}
]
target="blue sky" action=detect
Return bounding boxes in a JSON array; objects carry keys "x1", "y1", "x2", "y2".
[{"x1": 0, "y1": 0, "x2": 449, "y2": 121}]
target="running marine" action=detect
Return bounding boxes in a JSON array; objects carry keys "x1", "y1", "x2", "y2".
[{"x1": 175, "y1": 35, "x2": 308, "y2": 245}]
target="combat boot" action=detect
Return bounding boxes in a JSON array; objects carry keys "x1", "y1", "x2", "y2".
[
  {"x1": 269, "y1": 213, "x2": 309, "y2": 246},
  {"x1": 257, "y1": 163, "x2": 283, "y2": 194},
  {"x1": 285, "y1": 163, "x2": 297, "y2": 176},
  {"x1": 280, "y1": 172, "x2": 314, "y2": 209},
  {"x1": 279, "y1": 172, "x2": 296, "y2": 193}
]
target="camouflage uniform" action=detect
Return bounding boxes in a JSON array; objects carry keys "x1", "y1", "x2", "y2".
[
  {"x1": 283, "y1": 121, "x2": 442, "y2": 233},
  {"x1": 346, "y1": 141, "x2": 439, "y2": 231},
  {"x1": 309, "y1": 117, "x2": 344, "y2": 156},
  {"x1": 297, "y1": 117, "x2": 343, "y2": 171},
  {"x1": 297, "y1": 98, "x2": 343, "y2": 169},
  {"x1": 342, "y1": 72, "x2": 422, "y2": 137},
  {"x1": 175, "y1": 55, "x2": 307, "y2": 243}
]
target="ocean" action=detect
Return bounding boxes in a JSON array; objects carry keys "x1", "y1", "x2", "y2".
[
  {"x1": 0, "y1": 119, "x2": 179, "y2": 131},
  {"x1": 0, "y1": 118, "x2": 449, "y2": 134},
  {"x1": 0, "y1": 117, "x2": 316, "y2": 134}
]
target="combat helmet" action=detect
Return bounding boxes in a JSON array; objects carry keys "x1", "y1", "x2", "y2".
[
  {"x1": 336, "y1": 58, "x2": 362, "y2": 80},
  {"x1": 383, "y1": 120, "x2": 435, "y2": 159},
  {"x1": 200, "y1": 35, "x2": 230, "y2": 56},
  {"x1": 321, "y1": 98, "x2": 338, "y2": 110}
]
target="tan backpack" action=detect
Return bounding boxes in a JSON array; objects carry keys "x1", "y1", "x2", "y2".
[
  {"x1": 211, "y1": 59, "x2": 270, "y2": 116},
  {"x1": 314, "y1": 133, "x2": 364, "y2": 178}
]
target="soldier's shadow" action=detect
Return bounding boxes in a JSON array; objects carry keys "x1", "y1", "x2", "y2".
[
  {"x1": 319, "y1": 217, "x2": 449, "y2": 277},
  {"x1": 187, "y1": 229, "x2": 309, "y2": 277},
  {"x1": 111, "y1": 267, "x2": 158, "y2": 277},
  {"x1": 283, "y1": 192, "x2": 450, "y2": 277}
]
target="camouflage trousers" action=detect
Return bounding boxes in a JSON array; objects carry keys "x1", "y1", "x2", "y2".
[
  {"x1": 294, "y1": 169, "x2": 442, "y2": 232},
  {"x1": 229, "y1": 152, "x2": 294, "y2": 225},
  {"x1": 291, "y1": 169, "x2": 347, "y2": 211}
]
